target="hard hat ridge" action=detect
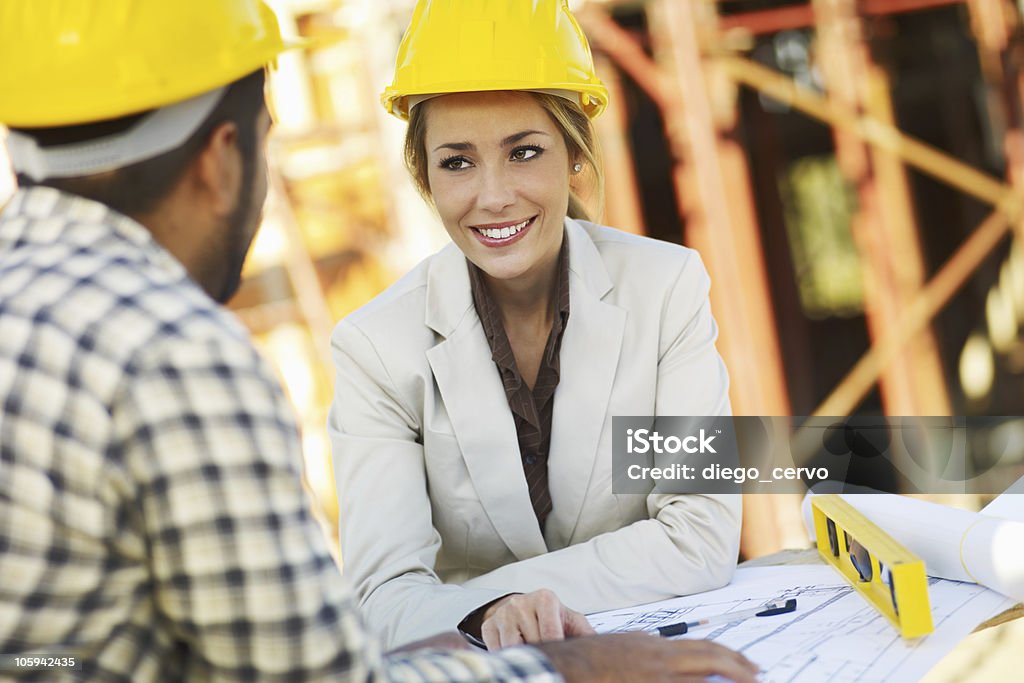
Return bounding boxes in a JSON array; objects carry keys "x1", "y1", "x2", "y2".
[{"x1": 382, "y1": 0, "x2": 608, "y2": 121}]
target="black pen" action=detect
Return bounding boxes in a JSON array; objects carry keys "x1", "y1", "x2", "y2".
[{"x1": 656, "y1": 598, "x2": 797, "y2": 637}]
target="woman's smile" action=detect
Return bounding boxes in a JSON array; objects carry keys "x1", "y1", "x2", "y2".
[{"x1": 469, "y1": 215, "x2": 537, "y2": 247}]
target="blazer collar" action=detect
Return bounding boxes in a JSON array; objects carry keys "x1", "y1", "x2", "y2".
[
  {"x1": 424, "y1": 240, "x2": 473, "y2": 338},
  {"x1": 547, "y1": 221, "x2": 624, "y2": 547},
  {"x1": 424, "y1": 218, "x2": 625, "y2": 558}
]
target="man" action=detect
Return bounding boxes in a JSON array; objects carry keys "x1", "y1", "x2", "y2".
[{"x1": 0, "y1": 2, "x2": 758, "y2": 681}]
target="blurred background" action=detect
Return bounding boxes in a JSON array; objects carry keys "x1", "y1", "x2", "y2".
[{"x1": 4, "y1": 0, "x2": 1024, "y2": 563}]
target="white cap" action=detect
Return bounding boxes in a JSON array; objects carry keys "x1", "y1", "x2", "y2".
[{"x1": 7, "y1": 86, "x2": 227, "y2": 181}]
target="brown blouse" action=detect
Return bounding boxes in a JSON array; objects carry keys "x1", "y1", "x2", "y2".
[{"x1": 467, "y1": 243, "x2": 570, "y2": 532}]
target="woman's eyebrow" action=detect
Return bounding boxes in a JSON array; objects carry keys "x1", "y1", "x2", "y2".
[
  {"x1": 432, "y1": 141, "x2": 474, "y2": 153},
  {"x1": 432, "y1": 129, "x2": 550, "y2": 153},
  {"x1": 502, "y1": 130, "x2": 548, "y2": 146}
]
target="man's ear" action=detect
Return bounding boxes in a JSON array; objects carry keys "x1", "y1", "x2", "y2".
[{"x1": 191, "y1": 121, "x2": 241, "y2": 216}]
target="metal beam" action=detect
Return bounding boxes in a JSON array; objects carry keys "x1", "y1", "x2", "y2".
[
  {"x1": 813, "y1": 0, "x2": 951, "y2": 415},
  {"x1": 719, "y1": 57, "x2": 1016, "y2": 209},
  {"x1": 593, "y1": 53, "x2": 647, "y2": 234},
  {"x1": 649, "y1": 0, "x2": 791, "y2": 417},
  {"x1": 582, "y1": 9, "x2": 1014, "y2": 211},
  {"x1": 583, "y1": 7, "x2": 1021, "y2": 416},
  {"x1": 814, "y1": 207, "x2": 1015, "y2": 415},
  {"x1": 718, "y1": 0, "x2": 966, "y2": 35},
  {"x1": 578, "y1": 7, "x2": 675, "y2": 112}
]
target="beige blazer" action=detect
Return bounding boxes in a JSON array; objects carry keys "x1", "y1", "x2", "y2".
[{"x1": 328, "y1": 219, "x2": 741, "y2": 647}]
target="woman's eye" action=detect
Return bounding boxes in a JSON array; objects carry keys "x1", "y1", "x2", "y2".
[
  {"x1": 440, "y1": 156, "x2": 471, "y2": 170},
  {"x1": 510, "y1": 146, "x2": 542, "y2": 162}
]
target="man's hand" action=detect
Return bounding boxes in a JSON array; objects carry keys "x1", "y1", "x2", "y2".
[
  {"x1": 481, "y1": 589, "x2": 596, "y2": 649},
  {"x1": 537, "y1": 632, "x2": 760, "y2": 683}
]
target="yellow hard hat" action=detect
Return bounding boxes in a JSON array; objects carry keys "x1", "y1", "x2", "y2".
[
  {"x1": 382, "y1": 0, "x2": 609, "y2": 121},
  {"x1": 0, "y1": 0, "x2": 290, "y2": 128}
]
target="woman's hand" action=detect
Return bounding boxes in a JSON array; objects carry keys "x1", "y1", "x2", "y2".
[{"x1": 481, "y1": 588, "x2": 596, "y2": 649}]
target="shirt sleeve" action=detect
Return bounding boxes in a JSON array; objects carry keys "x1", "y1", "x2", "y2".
[
  {"x1": 328, "y1": 320, "x2": 509, "y2": 647},
  {"x1": 111, "y1": 335, "x2": 561, "y2": 682}
]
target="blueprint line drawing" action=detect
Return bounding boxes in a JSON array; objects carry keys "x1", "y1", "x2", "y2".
[{"x1": 587, "y1": 566, "x2": 1014, "y2": 682}]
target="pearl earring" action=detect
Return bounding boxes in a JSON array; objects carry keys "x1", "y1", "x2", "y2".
[{"x1": 573, "y1": 163, "x2": 583, "y2": 173}]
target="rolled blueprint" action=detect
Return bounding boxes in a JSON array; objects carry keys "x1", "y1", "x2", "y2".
[
  {"x1": 801, "y1": 491, "x2": 1024, "y2": 602},
  {"x1": 980, "y1": 474, "x2": 1024, "y2": 520}
]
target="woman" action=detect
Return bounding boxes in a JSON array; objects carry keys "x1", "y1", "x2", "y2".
[{"x1": 328, "y1": 0, "x2": 740, "y2": 650}]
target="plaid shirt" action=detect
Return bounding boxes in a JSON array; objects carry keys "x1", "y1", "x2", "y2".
[{"x1": 0, "y1": 187, "x2": 561, "y2": 683}]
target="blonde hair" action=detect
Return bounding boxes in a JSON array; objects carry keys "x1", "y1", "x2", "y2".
[{"x1": 403, "y1": 92, "x2": 604, "y2": 221}]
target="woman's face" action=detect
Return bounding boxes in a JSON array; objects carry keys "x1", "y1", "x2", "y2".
[{"x1": 423, "y1": 91, "x2": 572, "y2": 284}]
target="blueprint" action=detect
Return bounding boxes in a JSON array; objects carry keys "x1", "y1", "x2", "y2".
[{"x1": 587, "y1": 566, "x2": 1014, "y2": 682}]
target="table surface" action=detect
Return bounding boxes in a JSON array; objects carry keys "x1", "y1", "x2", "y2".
[
  {"x1": 740, "y1": 547, "x2": 1024, "y2": 629},
  {"x1": 741, "y1": 547, "x2": 1024, "y2": 682}
]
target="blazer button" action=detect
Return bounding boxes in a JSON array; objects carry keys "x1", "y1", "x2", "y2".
[{"x1": 525, "y1": 454, "x2": 537, "y2": 465}]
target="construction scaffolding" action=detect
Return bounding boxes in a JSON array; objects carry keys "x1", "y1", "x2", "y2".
[
  {"x1": 573, "y1": 0, "x2": 1024, "y2": 554},
  {"x1": 4, "y1": 0, "x2": 1023, "y2": 561}
]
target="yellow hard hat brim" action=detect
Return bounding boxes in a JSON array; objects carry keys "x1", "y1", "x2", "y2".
[
  {"x1": 383, "y1": 84, "x2": 609, "y2": 121},
  {"x1": 0, "y1": 1, "x2": 301, "y2": 128}
]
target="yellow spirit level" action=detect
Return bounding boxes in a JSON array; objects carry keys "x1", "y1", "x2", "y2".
[{"x1": 811, "y1": 494, "x2": 934, "y2": 638}]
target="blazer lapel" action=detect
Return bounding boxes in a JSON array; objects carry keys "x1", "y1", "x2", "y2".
[
  {"x1": 424, "y1": 246, "x2": 548, "y2": 560},
  {"x1": 547, "y1": 220, "x2": 627, "y2": 547}
]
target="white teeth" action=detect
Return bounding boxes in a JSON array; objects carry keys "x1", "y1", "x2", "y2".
[{"x1": 477, "y1": 218, "x2": 530, "y2": 240}]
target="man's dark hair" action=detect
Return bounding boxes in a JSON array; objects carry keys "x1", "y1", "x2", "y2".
[{"x1": 14, "y1": 70, "x2": 266, "y2": 217}]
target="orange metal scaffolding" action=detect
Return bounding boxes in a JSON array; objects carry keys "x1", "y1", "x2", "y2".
[{"x1": 581, "y1": 0, "x2": 1024, "y2": 555}]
